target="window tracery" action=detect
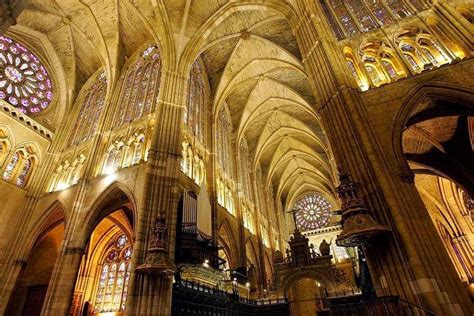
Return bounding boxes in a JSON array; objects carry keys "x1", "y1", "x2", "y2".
[
  {"x1": 320, "y1": 0, "x2": 419, "y2": 39},
  {"x1": 396, "y1": 27, "x2": 451, "y2": 72},
  {"x1": 215, "y1": 104, "x2": 235, "y2": 214},
  {"x1": 239, "y1": 140, "x2": 252, "y2": 198},
  {"x1": 359, "y1": 40, "x2": 406, "y2": 86},
  {"x1": 180, "y1": 141, "x2": 205, "y2": 186},
  {"x1": 0, "y1": 36, "x2": 53, "y2": 114},
  {"x1": 124, "y1": 130, "x2": 146, "y2": 167},
  {"x1": 114, "y1": 45, "x2": 161, "y2": 126},
  {"x1": 185, "y1": 61, "x2": 206, "y2": 142},
  {"x1": 180, "y1": 60, "x2": 207, "y2": 186},
  {"x1": 2, "y1": 145, "x2": 35, "y2": 187},
  {"x1": 293, "y1": 194, "x2": 332, "y2": 231},
  {"x1": 94, "y1": 234, "x2": 132, "y2": 313},
  {"x1": 243, "y1": 204, "x2": 255, "y2": 234},
  {"x1": 103, "y1": 138, "x2": 126, "y2": 175},
  {"x1": 68, "y1": 72, "x2": 107, "y2": 146},
  {"x1": 217, "y1": 104, "x2": 234, "y2": 177},
  {"x1": 343, "y1": 47, "x2": 368, "y2": 90},
  {"x1": 49, "y1": 154, "x2": 86, "y2": 192}
]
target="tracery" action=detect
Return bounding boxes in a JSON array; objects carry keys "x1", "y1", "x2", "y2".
[
  {"x1": 0, "y1": 35, "x2": 53, "y2": 114},
  {"x1": 94, "y1": 234, "x2": 132, "y2": 313},
  {"x1": 215, "y1": 104, "x2": 235, "y2": 214},
  {"x1": 180, "y1": 60, "x2": 207, "y2": 186},
  {"x1": 320, "y1": 0, "x2": 420, "y2": 39},
  {"x1": 2, "y1": 145, "x2": 35, "y2": 188},
  {"x1": 293, "y1": 194, "x2": 332, "y2": 231},
  {"x1": 68, "y1": 72, "x2": 107, "y2": 146},
  {"x1": 114, "y1": 44, "x2": 161, "y2": 126},
  {"x1": 185, "y1": 61, "x2": 205, "y2": 142}
]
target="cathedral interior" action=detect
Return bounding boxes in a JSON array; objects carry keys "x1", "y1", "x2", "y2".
[{"x1": 0, "y1": 0, "x2": 473, "y2": 315}]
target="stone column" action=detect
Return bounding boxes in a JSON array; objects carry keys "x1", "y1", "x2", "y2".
[
  {"x1": 125, "y1": 68, "x2": 187, "y2": 315},
  {"x1": 291, "y1": 1, "x2": 472, "y2": 315},
  {"x1": 41, "y1": 246, "x2": 84, "y2": 315}
]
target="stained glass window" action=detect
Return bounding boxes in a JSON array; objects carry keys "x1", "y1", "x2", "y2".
[
  {"x1": 243, "y1": 205, "x2": 255, "y2": 234},
  {"x1": 95, "y1": 234, "x2": 132, "y2": 313},
  {"x1": 365, "y1": 64, "x2": 381, "y2": 84},
  {"x1": 365, "y1": 1, "x2": 394, "y2": 25},
  {"x1": 0, "y1": 36, "x2": 53, "y2": 114},
  {"x1": 321, "y1": 0, "x2": 421, "y2": 39},
  {"x1": 132, "y1": 136, "x2": 144, "y2": 165},
  {"x1": 239, "y1": 140, "x2": 252, "y2": 197},
  {"x1": 293, "y1": 194, "x2": 332, "y2": 231},
  {"x1": 114, "y1": 44, "x2": 161, "y2": 126},
  {"x1": 217, "y1": 105, "x2": 233, "y2": 176},
  {"x1": 16, "y1": 157, "x2": 31, "y2": 187},
  {"x1": 382, "y1": 60, "x2": 398, "y2": 79},
  {"x1": 319, "y1": 0, "x2": 345, "y2": 40},
  {"x1": 346, "y1": 0, "x2": 377, "y2": 32},
  {"x1": 216, "y1": 105, "x2": 235, "y2": 212},
  {"x1": 384, "y1": 0, "x2": 413, "y2": 18},
  {"x1": 3, "y1": 151, "x2": 18, "y2": 181},
  {"x1": 185, "y1": 61, "x2": 205, "y2": 142},
  {"x1": 68, "y1": 72, "x2": 107, "y2": 146},
  {"x1": 2, "y1": 148, "x2": 35, "y2": 187},
  {"x1": 329, "y1": 0, "x2": 359, "y2": 37}
]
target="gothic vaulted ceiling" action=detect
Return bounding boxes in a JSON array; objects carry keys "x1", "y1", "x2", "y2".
[{"x1": 11, "y1": 0, "x2": 337, "y2": 210}]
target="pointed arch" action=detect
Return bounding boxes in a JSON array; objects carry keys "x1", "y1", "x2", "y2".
[
  {"x1": 217, "y1": 219, "x2": 239, "y2": 268},
  {"x1": 245, "y1": 238, "x2": 260, "y2": 270},
  {"x1": 392, "y1": 83, "x2": 474, "y2": 176},
  {"x1": 19, "y1": 200, "x2": 66, "y2": 261},
  {"x1": 77, "y1": 181, "x2": 137, "y2": 248}
]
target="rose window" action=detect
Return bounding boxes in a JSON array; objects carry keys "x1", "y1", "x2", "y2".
[
  {"x1": 0, "y1": 35, "x2": 53, "y2": 114},
  {"x1": 293, "y1": 194, "x2": 332, "y2": 231}
]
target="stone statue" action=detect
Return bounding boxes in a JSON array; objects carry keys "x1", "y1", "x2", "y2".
[{"x1": 319, "y1": 239, "x2": 331, "y2": 256}]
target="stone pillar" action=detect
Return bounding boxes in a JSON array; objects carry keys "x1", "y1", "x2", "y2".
[
  {"x1": 125, "y1": 68, "x2": 187, "y2": 315},
  {"x1": 41, "y1": 246, "x2": 84, "y2": 315},
  {"x1": 291, "y1": 1, "x2": 472, "y2": 315}
]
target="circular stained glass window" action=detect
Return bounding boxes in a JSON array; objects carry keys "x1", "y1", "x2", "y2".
[
  {"x1": 293, "y1": 194, "x2": 332, "y2": 231},
  {"x1": 0, "y1": 35, "x2": 53, "y2": 114}
]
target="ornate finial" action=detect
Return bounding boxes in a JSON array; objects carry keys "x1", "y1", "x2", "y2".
[{"x1": 335, "y1": 171, "x2": 391, "y2": 247}]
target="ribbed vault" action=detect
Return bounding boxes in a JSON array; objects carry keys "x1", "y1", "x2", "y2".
[
  {"x1": 10, "y1": 0, "x2": 337, "y2": 212},
  {"x1": 196, "y1": 7, "x2": 336, "y2": 210}
]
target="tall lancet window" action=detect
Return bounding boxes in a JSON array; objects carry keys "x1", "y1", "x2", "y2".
[
  {"x1": 239, "y1": 139, "x2": 252, "y2": 198},
  {"x1": 216, "y1": 104, "x2": 234, "y2": 213},
  {"x1": 95, "y1": 234, "x2": 132, "y2": 313},
  {"x1": 68, "y1": 72, "x2": 107, "y2": 146},
  {"x1": 114, "y1": 44, "x2": 162, "y2": 126},
  {"x1": 185, "y1": 61, "x2": 205, "y2": 142},
  {"x1": 2, "y1": 145, "x2": 36, "y2": 187},
  {"x1": 217, "y1": 104, "x2": 233, "y2": 176},
  {"x1": 320, "y1": 0, "x2": 419, "y2": 39}
]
